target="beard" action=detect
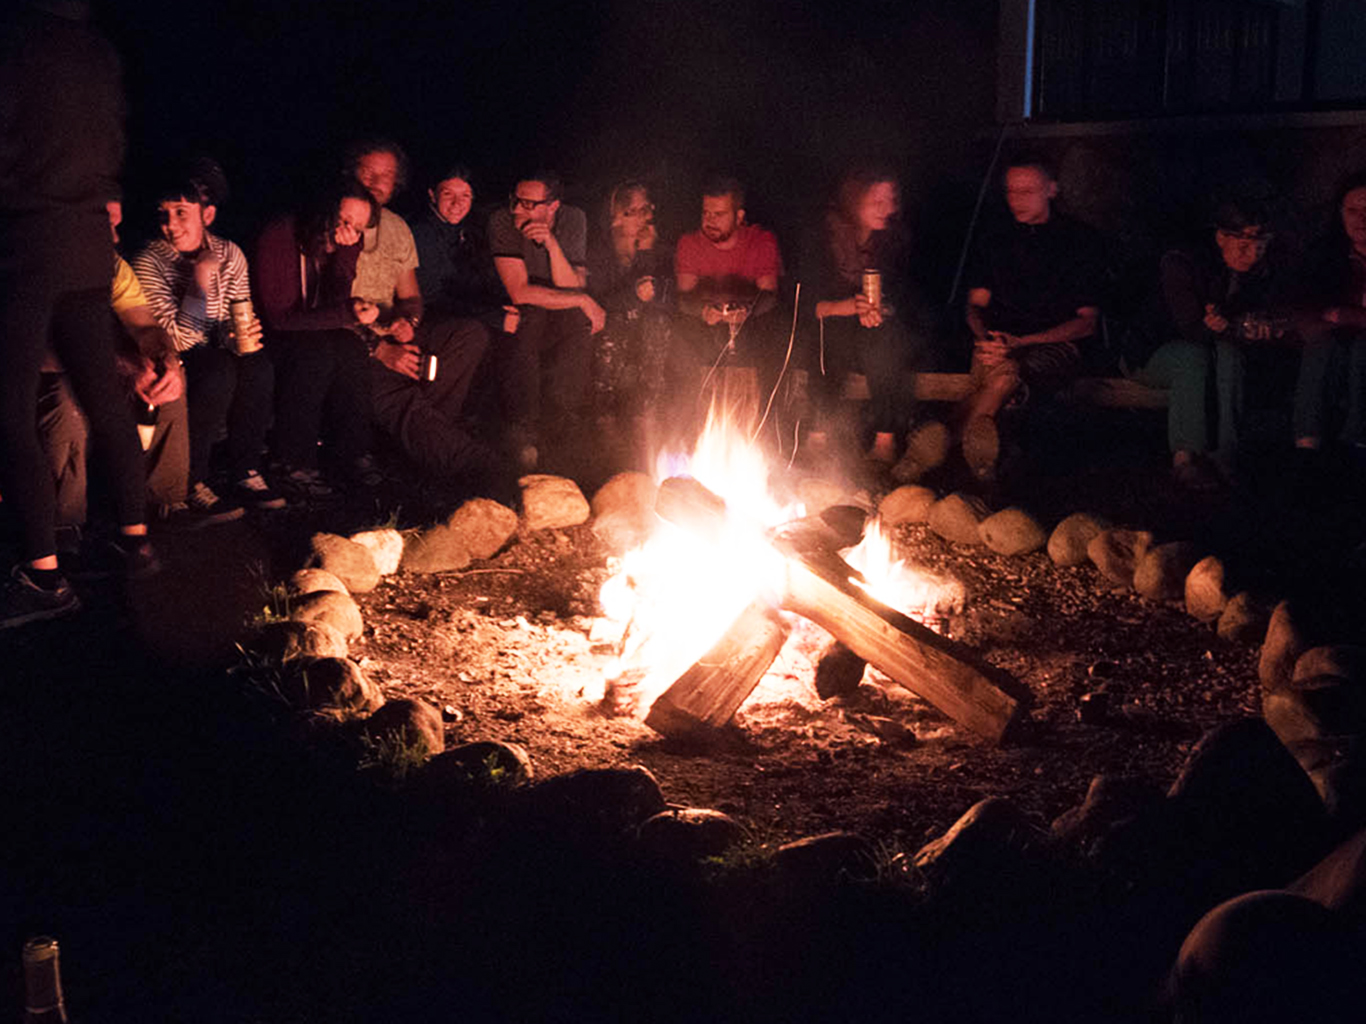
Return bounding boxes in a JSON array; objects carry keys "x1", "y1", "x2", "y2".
[{"x1": 702, "y1": 224, "x2": 734, "y2": 243}]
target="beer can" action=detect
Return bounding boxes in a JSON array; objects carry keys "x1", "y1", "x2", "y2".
[
  {"x1": 229, "y1": 298, "x2": 263, "y2": 356},
  {"x1": 861, "y1": 269, "x2": 881, "y2": 310}
]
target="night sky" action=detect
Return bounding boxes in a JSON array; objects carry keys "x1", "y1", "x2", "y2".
[{"x1": 97, "y1": 0, "x2": 999, "y2": 260}]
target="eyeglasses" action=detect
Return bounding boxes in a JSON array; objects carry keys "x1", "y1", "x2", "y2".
[
  {"x1": 621, "y1": 203, "x2": 655, "y2": 218},
  {"x1": 510, "y1": 194, "x2": 554, "y2": 212}
]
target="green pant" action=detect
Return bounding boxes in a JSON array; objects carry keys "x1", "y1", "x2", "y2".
[{"x1": 1128, "y1": 338, "x2": 1245, "y2": 462}]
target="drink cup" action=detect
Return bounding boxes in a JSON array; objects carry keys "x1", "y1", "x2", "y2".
[{"x1": 229, "y1": 298, "x2": 263, "y2": 355}]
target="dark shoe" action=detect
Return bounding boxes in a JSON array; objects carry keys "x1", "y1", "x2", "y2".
[
  {"x1": 66, "y1": 536, "x2": 162, "y2": 581},
  {"x1": 280, "y1": 466, "x2": 336, "y2": 500},
  {"x1": 1, "y1": 565, "x2": 80, "y2": 629},
  {"x1": 157, "y1": 482, "x2": 246, "y2": 530},
  {"x1": 236, "y1": 469, "x2": 287, "y2": 510},
  {"x1": 1172, "y1": 457, "x2": 1223, "y2": 493}
]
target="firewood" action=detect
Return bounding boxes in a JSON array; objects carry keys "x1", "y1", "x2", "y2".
[
  {"x1": 815, "y1": 641, "x2": 867, "y2": 699},
  {"x1": 644, "y1": 599, "x2": 789, "y2": 738},
  {"x1": 656, "y1": 475, "x2": 1029, "y2": 743}
]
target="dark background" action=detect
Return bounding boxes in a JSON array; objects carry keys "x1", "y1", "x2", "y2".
[{"x1": 96, "y1": 0, "x2": 1000, "y2": 307}]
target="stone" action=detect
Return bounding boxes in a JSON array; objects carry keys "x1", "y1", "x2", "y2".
[
  {"x1": 348, "y1": 528, "x2": 404, "y2": 576},
  {"x1": 1293, "y1": 645, "x2": 1366, "y2": 686},
  {"x1": 1170, "y1": 891, "x2": 1356, "y2": 1024},
  {"x1": 1134, "y1": 541, "x2": 1202, "y2": 602},
  {"x1": 1259, "y1": 600, "x2": 1310, "y2": 691},
  {"x1": 288, "y1": 568, "x2": 348, "y2": 598},
  {"x1": 1264, "y1": 655, "x2": 1366, "y2": 823},
  {"x1": 426, "y1": 740, "x2": 535, "y2": 788},
  {"x1": 877, "y1": 485, "x2": 937, "y2": 526},
  {"x1": 590, "y1": 471, "x2": 657, "y2": 520},
  {"x1": 1289, "y1": 827, "x2": 1366, "y2": 919},
  {"x1": 1087, "y1": 529, "x2": 1154, "y2": 587},
  {"x1": 926, "y1": 492, "x2": 990, "y2": 546},
  {"x1": 446, "y1": 498, "x2": 518, "y2": 559},
  {"x1": 280, "y1": 656, "x2": 383, "y2": 713},
  {"x1": 400, "y1": 525, "x2": 471, "y2": 574},
  {"x1": 251, "y1": 620, "x2": 349, "y2": 662},
  {"x1": 774, "y1": 831, "x2": 879, "y2": 883},
  {"x1": 637, "y1": 808, "x2": 747, "y2": 862},
  {"x1": 978, "y1": 507, "x2": 1046, "y2": 556},
  {"x1": 1051, "y1": 774, "x2": 1165, "y2": 849},
  {"x1": 1048, "y1": 512, "x2": 1109, "y2": 567},
  {"x1": 592, "y1": 508, "x2": 658, "y2": 554},
  {"x1": 814, "y1": 641, "x2": 867, "y2": 699},
  {"x1": 1186, "y1": 556, "x2": 1233, "y2": 623},
  {"x1": 289, "y1": 589, "x2": 363, "y2": 641},
  {"x1": 914, "y1": 797, "x2": 1050, "y2": 879},
  {"x1": 1168, "y1": 718, "x2": 1329, "y2": 886},
  {"x1": 796, "y1": 477, "x2": 846, "y2": 516},
  {"x1": 362, "y1": 698, "x2": 445, "y2": 756},
  {"x1": 520, "y1": 474, "x2": 590, "y2": 531},
  {"x1": 309, "y1": 533, "x2": 381, "y2": 594},
  {"x1": 521, "y1": 765, "x2": 666, "y2": 840},
  {"x1": 1218, "y1": 592, "x2": 1272, "y2": 644}
]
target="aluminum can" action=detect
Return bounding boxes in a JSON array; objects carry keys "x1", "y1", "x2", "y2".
[
  {"x1": 861, "y1": 269, "x2": 882, "y2": 310},
  {"x1": 229, "y1": 298, "x2": 263, "y2": 355}
]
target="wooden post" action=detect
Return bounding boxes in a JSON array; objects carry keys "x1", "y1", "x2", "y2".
[{"x1": 644, "y1": 599, "x2": 790, "y2": 738}]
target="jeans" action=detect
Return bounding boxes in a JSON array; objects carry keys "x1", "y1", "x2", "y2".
[
  {"x1": 500, "y1": 305, "x2": 593, "y2": 433},
  {"x1": 1295, "y1": 328, "x2": 1366, "y2": 446},
  {"x1": 180, "y1": 343, "x2": 274, "y2": 483},
  {"x1": 269, "y1": 328, "x2": 373, "y2": 469},
  {"x1": 810, "y1": 315, "x2": 918, "y2": 435}
]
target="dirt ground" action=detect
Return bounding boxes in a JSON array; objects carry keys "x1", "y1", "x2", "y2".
[{"x1": 354, "y1": 510, "x2": 1263, "y2": 852}]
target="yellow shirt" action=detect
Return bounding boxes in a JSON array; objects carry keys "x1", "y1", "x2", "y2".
[{"x1": 111, "y1": 254, "x2": 149, "y2": 315}]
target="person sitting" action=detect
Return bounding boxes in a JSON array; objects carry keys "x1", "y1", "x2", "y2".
[
  {"x1": 131, "y1": 161, "x2": 284, "y2": 515},
  {"x1": 489, "y1": 170, "x2": 604, "y2": 468},
  {"x1": 959, "y1": 155, "x2": 1104, "y2": 480},
  {"x1": 802, "y1": 167, "x2": 926, "y2": 467},
  {"x1": 673, "y1": 175, "x2": 787, "y2": 424},
  {"x1": 254, "y1": 181, "x2": 379, "y2": 497},
  {"x1": 345, "y1": 139, "x2": 495, "y2": 484},
  {"x1": 1293, "y1": 171, "x2": 1366, "y2": 466},
  {"x1": 1123, "y1": 197, "x2": 1292, "y2": 488},
  {"x1": 586, "y1": 180, "x2": 671, "y2": 426}
]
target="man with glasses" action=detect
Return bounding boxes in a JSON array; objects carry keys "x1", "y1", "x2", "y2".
[
  {"x1": 489, "y1": 172, "x2": 603, "y2": 469},
  {"x1": 1123, "y1": 197, "x2": 1290, "y2": 489}
]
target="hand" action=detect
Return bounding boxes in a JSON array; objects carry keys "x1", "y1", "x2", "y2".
[
  {"x1": 721, "y1": 304, "x2": 749, "y2": 326},
  {"x1": 637, "y1": 222, "x2": 657, "y2": 251},
  {"x1": 191, "y1": 248, "x2": 217, "y2": 293},
  {"x1": 388, "y1": 317, "x2": 416, "y2": 344},
  {"x1": 502, "y1": 305, "x2": 520, "y2": 334},
  {"x1": 130, "y1": 355, "x2": 184, "y2": 406},
  {"x1": 334, "y1": 220, "x2": 362, "y2": 248},
  {"x1": 581, "y1": 296, "x2": 607, "y2": 335},
  {"x1": 228, "y1": 316, "x2": 264, "y2": 351},
  {"x1": 1204, "y1": 303, "x2": 1229, "y2": 334},
  {"x1": 352, "y1": 298, "x2": 380, "y2": 326},
  {"x1": 854, "y1": 294, "x2": 883, "y2": 329},
  {"x1": 373, "y1": 339, "x2": 421, "y2": 379},
  {"x1": 974, "y1": 336, "x2": 1008, "y2": 368},
  {"x1": 635, "y1": 276, "x2": 656, "y2": 304},
  {"x1": 519, "y1": 221, "x2": 553, "y2": 247},
  {"x1": 703, "y1": 303, "x2": 725, "y2": 326}
]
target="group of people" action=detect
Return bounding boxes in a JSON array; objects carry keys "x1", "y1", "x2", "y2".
[{"x1": 5, "y1": 6, "x2": 1366, "y2": 633}]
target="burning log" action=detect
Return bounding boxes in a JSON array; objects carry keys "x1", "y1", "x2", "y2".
[
  {"x1": 644, "y1": 599, "x2": 790, "y2": 738},
  {"x1": 655, "y1": 476, "x2": 1029, "y2": 743}
]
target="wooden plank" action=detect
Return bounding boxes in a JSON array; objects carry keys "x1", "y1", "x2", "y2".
[
  {"x1": 778, "y1": 541, "x2": 1027, "y2": 744},
  {"x1": 656, "y1": 476, "x2": 1029, "y2": 743},
  {"x1": 644, "y1": 599, "x2": 789, "y2": 738},
  {"x1": 843, "y1": 372, "x2": 1168, "y2": 408}
]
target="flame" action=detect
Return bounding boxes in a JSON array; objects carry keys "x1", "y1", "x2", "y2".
[{"x1": 597, "y1": 402, "x2": 963, "y2": 718}]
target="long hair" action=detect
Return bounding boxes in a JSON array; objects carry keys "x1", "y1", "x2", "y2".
[
  {"x1": 826, "y1": 167, "x2": 899, "y2": 287},
  {"x1": 298, "y1": 181, "x2": 379, "y2": 256}
]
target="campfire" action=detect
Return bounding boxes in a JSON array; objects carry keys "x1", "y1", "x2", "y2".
[{"x1": 594, "y1": 391, "x2": 1027, "y2": 744}]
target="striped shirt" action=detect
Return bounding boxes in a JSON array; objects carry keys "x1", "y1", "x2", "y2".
[{"x1": 131, "y1": 233, "x2": 251, "y2": 352}]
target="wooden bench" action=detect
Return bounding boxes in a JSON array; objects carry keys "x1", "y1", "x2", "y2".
[{"x1": 841, "y1": 372, "x2": 1169, "y2": 410}]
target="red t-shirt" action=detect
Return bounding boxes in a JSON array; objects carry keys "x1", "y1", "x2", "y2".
[{"x1": 675, "y1": 224, "x2": 783, "y2": 286}]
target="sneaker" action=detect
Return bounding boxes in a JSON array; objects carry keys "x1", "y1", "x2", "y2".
[
  {"x1": 236, "y1": 469, "x2": 287, "y2": 510},
  {"x1": 281, "y1": 467, "x2": 336, "y2": 499},
  {"x1": 962, "y1": 416, "x2": 1000, "y2": 482},
  {"x1": 158, "y1": 482, "x2": 245, "y2": 530},
  {"x1": 350, "y1": 455, "x2": 384, "y2": 488},
  {"x1": 1, "y1": 564, "x2": 80, "y2": 629},
  {"x1": 67, "y1": 536, "x2": 163, "y2": 581}
]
